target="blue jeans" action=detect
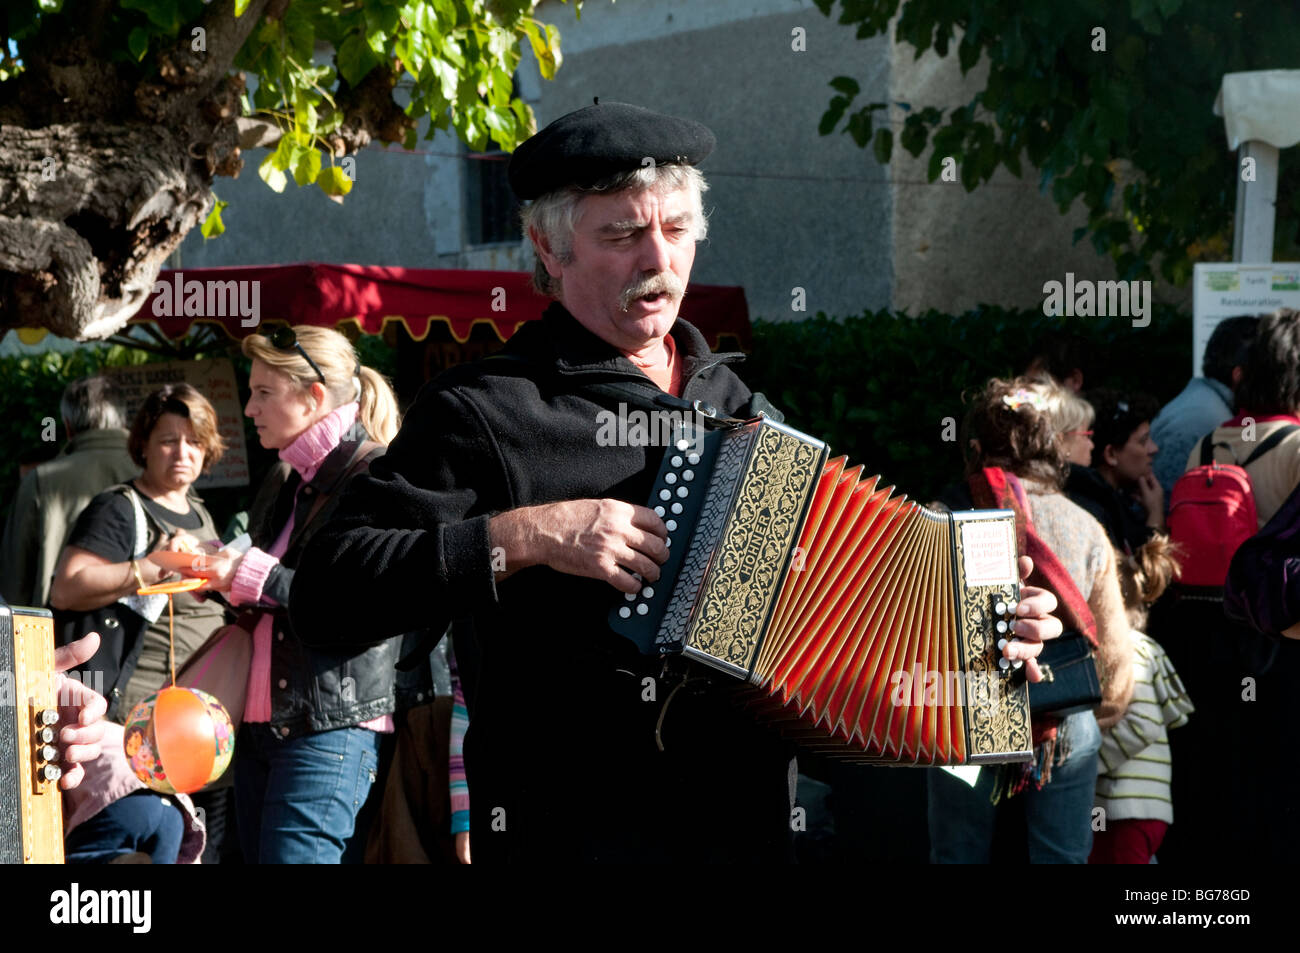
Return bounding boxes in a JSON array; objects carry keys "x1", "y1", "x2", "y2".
[
  {"x1": 234, "y1": 723, "x2": 381, "y2": 864},
  {"x1": 928, "y1": 710, "x2": 1103, "y2": 863},
  {"x1": 65, "y1": 790, "x2": 184, "y2": 864}
]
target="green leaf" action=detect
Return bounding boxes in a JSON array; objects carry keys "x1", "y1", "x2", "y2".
[
  {"x1": 258, "y1": 152, "x2": 287, "y2": 193},
  {"x1": 524, "y1": 20, "x2": 559, "y2": 80},
  {"x1": 900, "y1": 117, "x2": 929, "y2": 157},
  {"x1": 37, "y1": 0, "x2": 64, "y2": 11},
  {"x1": 818, "y1": 95, "x2": 850, "y2": 136},
  {"x1": 829, "y1": 76, "x2": 860, "y2": 97},
  {"x1": 846, "y1": 109, "x2": 872, "y2": 148},
  {"x1": 201, "y1": 198, "x2": 228, "y2": 239},
  {"x1": 292, "y1": 148, "x2": 322, "y2": 187},
  {"x1": 128, "y1": 27, "x2": 150, "y2": 62},
  {"x1": 872, "y1": 127, "x2": 893, "y2": 165},
  {"x1": 120, "y1": 0, "x2": 178, "y2": 30},
  {"x1": 483, "y1": 105, "x2": 516, "y2": 150},
  {"x1": 293, "y1": 89, "x2": 318, "y2": 133},
  {"x1": 338, "y1": 33, "x2": 378, "y2": 86},
  {"x1": 235, "y1": 0, "x2": 250, "y2": 15},
  {"x1": 316, "y1": 165, "x2": 354, "y2": 198}
]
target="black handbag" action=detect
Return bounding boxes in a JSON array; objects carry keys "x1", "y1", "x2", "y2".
[
  {"x1": 53, "y1": 602, "x2": 150, "y2": 721},
  {"x1": 1027, "y1": 630, "x2": 1101, "y2": 717}
]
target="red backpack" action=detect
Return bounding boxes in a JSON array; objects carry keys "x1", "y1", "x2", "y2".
[{"x1": 1167, "y1": 426, "x2": 1299, "y2": 586}]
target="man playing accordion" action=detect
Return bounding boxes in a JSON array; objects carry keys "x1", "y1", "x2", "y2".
[{"x1": 290, "y1": 101, "x2": 1061, "y2": 863}]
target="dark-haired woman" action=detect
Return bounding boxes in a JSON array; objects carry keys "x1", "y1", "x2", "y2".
[
  {"x1": 1065, "y1": 389, "x2": 1163, "y2": 557},
  {"x1": 51, "y1": 383, "x2": 226, "y2": 863}
]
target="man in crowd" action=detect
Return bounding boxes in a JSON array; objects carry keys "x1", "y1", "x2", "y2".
[
  {"x1": 0, "y1": 376, "x2": 137, "y2": 607},
  {"x1": 1150, "y1": 315, "x2": 1259, "y2": 500},
  {"x1": 291, "y1": 101, "x2": 1061, "y2": 863}
]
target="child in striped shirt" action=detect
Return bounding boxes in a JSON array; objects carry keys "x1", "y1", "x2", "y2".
[{"x1": 1090, "y1": 536, "x2": 1195, "y2": 864}]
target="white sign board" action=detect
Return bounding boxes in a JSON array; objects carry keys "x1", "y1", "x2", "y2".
[
  {"x1": 1192, "y1": 263, "x2": 1300, "y2": 377},
  {"x1": 105, "y1": 359, "x2": 250, "y2": 489}
]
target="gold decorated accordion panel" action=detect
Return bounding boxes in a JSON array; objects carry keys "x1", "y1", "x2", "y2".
[
  {"x1": 0, "y1": 602, "x2": 65, "y2": 864},
  {"x1": 610, "y1": 418, "x2": 1033, "y2": 765}
]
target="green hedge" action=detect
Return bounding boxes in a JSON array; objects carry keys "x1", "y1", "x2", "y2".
[
  {"x1": 743, "y1": 305, "x2": 1194, "y2": 502},
  {"x1": 0, "y1": 345, "x2": 161, "y2": 506}
]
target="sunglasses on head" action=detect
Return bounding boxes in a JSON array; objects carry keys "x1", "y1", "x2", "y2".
[{"x1": 269, "y1": 326, "x2": 326, "y2": 386}]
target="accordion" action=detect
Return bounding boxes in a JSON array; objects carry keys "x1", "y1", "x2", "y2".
[
  {"x1": 610, "y1": 416, "x2": 1033, "y2": 765},
  {"x1": 0, "y1": 599, "x2": 65, "y2": 863}
]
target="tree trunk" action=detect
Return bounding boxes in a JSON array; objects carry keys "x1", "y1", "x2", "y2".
[
  {"x1": 0, "y1": 122, "x2": 219, "y2": 340},
  {"x1": 0, "y1": 0, "x2": 267, "y2": 341}
]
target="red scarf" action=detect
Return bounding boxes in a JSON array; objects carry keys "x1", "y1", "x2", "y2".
[{"x1": 967, "y1": 467, "x2": 1098, "y2": 793}]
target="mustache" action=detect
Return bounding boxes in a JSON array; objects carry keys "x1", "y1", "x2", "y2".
[{"x1": 619, "y1": 272, "x2": 686, "y2": 312}]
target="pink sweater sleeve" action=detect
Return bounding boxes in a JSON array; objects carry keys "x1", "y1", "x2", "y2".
[{"x1": 230, "y1": 546, "x2": 280, "y2": 607}]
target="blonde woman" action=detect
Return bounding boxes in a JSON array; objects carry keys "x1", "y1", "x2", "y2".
[
  {"x1": 189, "y1": 325, "x2": 427, "y2": 863},
  {"x1": 1039, "y1": 379, "x2": 1096, "y2": 467}
]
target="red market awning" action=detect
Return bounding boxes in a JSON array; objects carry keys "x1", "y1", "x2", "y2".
[{"x1": 134, "y1": 262, "x2": 752, "y2": 351}]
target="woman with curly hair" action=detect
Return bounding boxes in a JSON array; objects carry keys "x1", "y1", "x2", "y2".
[{"x1": 928, "y1": 376, "x2": 1133, "y2": 864}]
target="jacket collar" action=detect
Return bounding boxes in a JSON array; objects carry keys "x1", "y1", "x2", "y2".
[
  {"x1": 61, "y1": 427, "x2": 130, "y2": 456},
  {"x1": 510, "y1": 301, "x2": 745, "y2": 385},
  {"x1": 1197, "y1": 376, "x2": 1233, "y2": 408}
]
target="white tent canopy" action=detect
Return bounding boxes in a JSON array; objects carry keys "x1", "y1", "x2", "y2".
[{"x1": 1214, "y1": 69, "x2": 1300, "y2": 262}]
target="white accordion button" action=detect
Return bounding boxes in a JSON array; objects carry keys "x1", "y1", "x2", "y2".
[
  {"x1": 664, "y1": 472, "x2": 677, "y2": 484},
  {"x1": 636, "y1": 603, "x2": 649, "y2": 615},
  {"x1": 671, "y1": 455, "x2": 683, "y2": 467},
  {"x1": 655, "y1": 506, "x2": 666, "y2": 516},
  {"x1": 671, "y1": 503, "x2": 683, "y2": 514},
  {"x1": 642, "y1": 586, "x2": 655, "y2": 598},
  {"x1": 676, "y1": 439, "x2": 690, "y2": 452},
  {"x1": 687, "y1": 453, "x2": 700, "y2": 464},
  {"x1": 995, "y1": 601, "x2": 1007, "y2": 616},
  {"x1": 659, "y1": 489, "x2": 672, "y2": 501},
  {"x1": 683, "y1": 470, "x2": 694, "y2": 481},
  {"x1": 619, "y1": 607, "x2": 631, "y2": 619},
  {"x1": 997, "y1": 638, "x2": 1008, "y2": 651},
  {"x1": 996, "y1": 620, "x2": 1008, "y2": 633},
  {"x1": 625, "y1": 592, "x2": 636, "y2": 601},
  {"x1": 665, "y1": 537, "x2": 671, "y2": 547},
  {"x1": 676, "y1": 487, "x2": 688, "y2": 498},
  {"x1": 666, "y1": 520, "x2": 677, "y2": 531},
  {"x1": 998, "y1": 657, "x2": 1011, "y2": 670}
]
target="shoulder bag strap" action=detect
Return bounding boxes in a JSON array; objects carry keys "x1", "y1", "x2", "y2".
[
  {"x1": 1243, "y1": 424, "x2": 1300, "y2": 467},
  {"x1": 301, "y1": 439, "x2": 383, "y2": 530}
]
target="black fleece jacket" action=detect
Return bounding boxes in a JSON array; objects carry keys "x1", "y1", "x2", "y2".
[{"x1": 290, "y1": 304, "x2": 796, "y2": 863}]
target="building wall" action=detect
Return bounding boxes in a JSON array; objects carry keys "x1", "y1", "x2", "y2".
[{"x1": 176, "y1": 1, "x2": 1180, "y2": 327}]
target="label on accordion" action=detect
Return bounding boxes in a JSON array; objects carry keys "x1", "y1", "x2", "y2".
[{"x1": 958, "y1": 519, "x2": 1018, "y2": 588}]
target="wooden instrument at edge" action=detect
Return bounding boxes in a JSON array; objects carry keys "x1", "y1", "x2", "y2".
[{"x1": 1, "y1": 598, "x2": 65, "y2": 863}]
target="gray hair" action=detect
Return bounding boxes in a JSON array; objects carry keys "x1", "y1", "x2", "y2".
[
  {"x1": 521, "y1": 163, "x2": 710, "y2": 298},
  {"x1": 61, "y1": 375, "x2": 125, "y2": 436}
]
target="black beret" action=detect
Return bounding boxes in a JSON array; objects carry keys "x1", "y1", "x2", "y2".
[{"x1": 508, "y1": 100, "x2": 715, "y2": 201}]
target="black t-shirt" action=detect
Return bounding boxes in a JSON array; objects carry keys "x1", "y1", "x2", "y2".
[
  {"x1": 63, "y1": 484, "x2": 223, "y2": 717},
  {"x1": 67, "y1": 484, "x2": 204, "y2": 561}
]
